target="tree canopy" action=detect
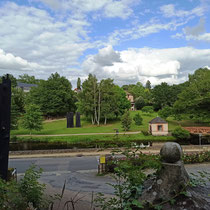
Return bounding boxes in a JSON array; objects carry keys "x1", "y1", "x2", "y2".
[
  {"x1": 77, "y1": 74, "x2": 130, "y2": 125},
  {"x1": 173, "y1": 68, "x2": 210, "y2": 121},
  {"x1": 27, "y1": 72, "x2": 76, "y2": 117}
]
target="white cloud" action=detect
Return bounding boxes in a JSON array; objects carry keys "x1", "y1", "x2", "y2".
[
  {"x1": 108, "y1": 18, "x2": 190, "y2": 45},
  {"x1": 0, "y1": 49, "x2": 40, "y2": 71},
  {"x1": 160, "y1": 4, "x2": 204, "y2": 18},
  {"x1": 182, "y1": 18, "x2": 210, "y2": 42},
  {"x1": 0, "y1": 2, "x2": 93, "y2": 78},
  {"x1": 82, "y1": 46, "x2": 210, "y2": 86},
  {"x1": 34, "y1": 0, "x2": 137, "y2": 19}
]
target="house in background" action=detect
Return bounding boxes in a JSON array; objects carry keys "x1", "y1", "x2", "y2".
[
  {"x1": 17, "y1": 82, "x2": 38, "y2": 92},
  {"x1": 125, "y1": 91, "x2": 135, "y2": 111},
  {"x1": 149, "y1": 117, "x2": 168, "y2": 136}
]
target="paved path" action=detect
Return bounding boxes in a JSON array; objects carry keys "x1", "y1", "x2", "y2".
[{"x1": 16, "y1": 131, "x2": 141, "y2": 137}]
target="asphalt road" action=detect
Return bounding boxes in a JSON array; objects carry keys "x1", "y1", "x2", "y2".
[
  {"x1": 9, "y1": 157, "x2": 210, "y2": 195},
  {"x1": 9, "y1": 156, "x2": 116, "y2": 194}
]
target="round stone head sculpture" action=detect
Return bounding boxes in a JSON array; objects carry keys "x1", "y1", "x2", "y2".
[{"x1": 160, "y1": 142, "x2": 183, "y2": 163}]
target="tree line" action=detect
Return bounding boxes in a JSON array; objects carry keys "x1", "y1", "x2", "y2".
[{"x1": 0, "y1": 67, "x2": 209, "y2": 131}]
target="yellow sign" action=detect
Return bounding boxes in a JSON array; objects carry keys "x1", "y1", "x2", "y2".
[{"x1": 100, "y1": 156, "x2": 106, "y2": 164}]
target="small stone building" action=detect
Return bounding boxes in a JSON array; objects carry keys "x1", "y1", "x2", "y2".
[{"x1": 149, "y1": 117, "x2": 168, "y2": 136}]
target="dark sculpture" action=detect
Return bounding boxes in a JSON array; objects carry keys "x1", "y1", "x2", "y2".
[
  {"x1": 0, "y1": 75, "x2": 11, "y2": 180},
  {"x1": 67, "y1": 112, "x2": 74, "y2": 128},
  {"x1": 76, "y1": 112, "x2": 81, "y2": 127}
]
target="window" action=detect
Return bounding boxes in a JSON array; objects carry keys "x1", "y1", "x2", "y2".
[{"x1": 157, "y1": 125, "x2": 163, "y2": 131}]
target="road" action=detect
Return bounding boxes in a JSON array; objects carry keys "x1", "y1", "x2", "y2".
[
  {"x1": 9, "y1": 156, "x2": 210, "y2": 195},
  {"x1": 9, "y1": 156, "x2": 116, "y2": 194}
]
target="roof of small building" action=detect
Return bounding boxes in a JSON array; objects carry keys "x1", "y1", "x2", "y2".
[
  {"x1": 149, "y1": 117, "x2": 167, "y2": 124},
  {"x1": 17, "y1": 82, "x2": 38, "y2": 88}
]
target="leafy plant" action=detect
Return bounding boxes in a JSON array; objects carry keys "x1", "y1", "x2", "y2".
[
  {"x1": 95, "y1": 148, "x2": 161, "y2": 209},
  {"x1": 172, "y1": 126, "x2": 190, "y2": 140},
  {"x1": 133, "y1": 113, "x2": 143, "y2": 125},
  {"x1": 0, "y1": 165, "x2": 50, "y2": 210},
  {"x1": 142, "y1": 106, "x2": 153, "y2": 115},
  {"x1": 19, "y1": 164, "x2": 48, "y2": 209},
  {"x1": 21, "y1": 104, "x2": 43, "y2": 135},
  {"x1": 121, "y1": 110, "x2": 132, "y2": 131}
]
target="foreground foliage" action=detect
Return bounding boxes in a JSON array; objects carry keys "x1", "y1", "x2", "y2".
[
  {"x1": 0, "y1": 165, "x2": 49, "y2": 210},
  {"x1": 95, "y1": 149, "x2": 161, "y2": 209},
  {"x1": 95, "y1": 149, "x2": 210, "y2": 210}
]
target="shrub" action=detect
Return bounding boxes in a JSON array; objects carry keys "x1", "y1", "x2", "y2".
[
  {"x1": 172, "y1": 126, "x2": 190, "y2": 140},
  {"x1": 19, "y1": 164, "x2": 48, "y2": 209},
  {"x1": 142, "y1": 106, "x2": 153, "y2": 114},
  {"x1": 121, "y1": 110, "x2": 132, "y2": 131},
  {"x1": 158, "y1": 106, "x2": 173, "y2": 119},
  {"x1": 0, "y1": 165, "x2": 49, "y2": 210},
  {"x1": 133, "y1": 113, "x2": 143, "y2": 125}
]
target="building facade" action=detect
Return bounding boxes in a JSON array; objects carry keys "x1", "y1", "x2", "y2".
[{"x1": 149, "y1": 117, "x2": 168, "y2": 136}]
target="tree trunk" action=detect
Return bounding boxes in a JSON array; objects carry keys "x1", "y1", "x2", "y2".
[{"x1": 104, "y1": 117, "x2": 107, "y2": 125}]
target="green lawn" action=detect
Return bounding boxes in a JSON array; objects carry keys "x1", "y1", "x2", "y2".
[
  {"x1": 11, "y1": 111, "x2": 209, "y2": 136},
  {"x1": 11, "y1": 111, "x2": 161, "y2": 135}
]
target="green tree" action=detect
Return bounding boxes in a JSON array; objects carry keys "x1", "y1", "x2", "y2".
[
  {"x1": 77, "y1": 75, "x2": 130, "y2": 125},
  {"x1": 128, "y1": 82, "x2": 145, "y2": 99},
  {"x1": 77, "y1": 77, "x2": 81, "y2": 90},
  {"x1": 152, "y1": 82, "x2": 172, "y2": 110},
  {"x1": 121, "y1": 110, "x2": 132, "y2": 131},
  {"x1": 135, "y1": 96, "x2": 145, "y2": 110},
  {"x1": 77, "y1": 74, "x2": 98, "y2": 124},
  {"x1": 18, "y1": 74, "x2": 38, "y2": 84},
  {"x1": 142, "y1": 106, "x2": 153, "y2": 114},
  {"x1": 100, "y1": 79, "x2": 116, "y2": 124},
  {"x1": 27, "y1": 73, "x2": 76, "y2": 117},
  {"x1": 173, "y1": 68, "x2": 210, "y2": 121},
  {"x1": 172, "y1": 127, "x2": 190, "y2": 140},
  {"x1": 145, "y1": 80, "x2": 151, "y2": 89},
  {"x1": 158, "y1": 105, "x2": 173, "y2": 119},
  {"x1": 133, "y1": 113, "x2": 143, "y2": 125},
  {"x1": 10, "y1": 87, "x2": 25, "y2": 129},
  {"x1": 22, "y1": 104, "x2": 43, "y2": 134}
]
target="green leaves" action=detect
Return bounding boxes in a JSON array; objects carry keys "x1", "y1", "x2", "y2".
[
  {"x1": 173, "y1": 68, "x2": 210, "y2": 122},
  {"x1": 21, "y1": 104, "x2": 43, "y2": 133},
  {"x1": 121, "y1": 110, "x2": 132, "y2": 131},
  {"x1": 27, "y1": 72, "x2": 76, "y2": 116},
  {"x1": 171, "y1": 126, "x2": 190, "y2": 140}
]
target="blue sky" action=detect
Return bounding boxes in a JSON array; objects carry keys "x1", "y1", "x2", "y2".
[{"x1": 0, "y1": 0, "x2": 210, "y2": 87}]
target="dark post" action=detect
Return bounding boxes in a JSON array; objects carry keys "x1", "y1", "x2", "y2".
[
  {"x1": 0, "y1": 75, "x2": 11, "y2": 181},
  {"x1": 67, "y1": 112, "x2": 74, "y2": 128},
  {"x1": 76, "y1": 112, "x2": 81, "y2": 127}
]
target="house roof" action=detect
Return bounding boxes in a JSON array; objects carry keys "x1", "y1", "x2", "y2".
[
  {"x1": 149, "y1": 117, "x2": 167, "y2": 124},
  {"x1": 17, "y1": 82, "x2": 38, "y2": 88}
]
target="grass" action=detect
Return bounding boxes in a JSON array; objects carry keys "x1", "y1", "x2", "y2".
[
  {"x1": 11, "y1": 111, "x2": 166, "y2": 135},
  {"x1": 10, "y1": 111, "x2": 209, "y2": 143}
]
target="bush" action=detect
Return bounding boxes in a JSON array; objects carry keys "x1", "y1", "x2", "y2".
[
  {"x1": 133, "y1": 113, "x2": 143, "y2": 125},
  {"x1": 0, "y1": 165, "x2": 49, "y2": 210},
  {"x1": 121, "y1": 110, "x2": 132, "y2": 131},
  {"x1": 172, "y1": 126, "x2": 190, "y2": 140},
  {"x1": 158, "y1": 106, "x2": 173, "y2": 119},
  {"x1": 142, "y1": 106, "x2": 153, "y2": 114},
  {"x1": 19, "y1": 164, "x2": 48, "y2": 209}
]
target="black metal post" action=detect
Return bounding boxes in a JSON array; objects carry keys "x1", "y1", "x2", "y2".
[
  {"x1": 76, "y1": 112, "x2": 81, "y2": 127},
  {"x1": 67, "y1": 112, "x2": 74, "y2": 128},
  {"x1": 0, "y1": 75, "x2": 11, "y2": 181}
]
